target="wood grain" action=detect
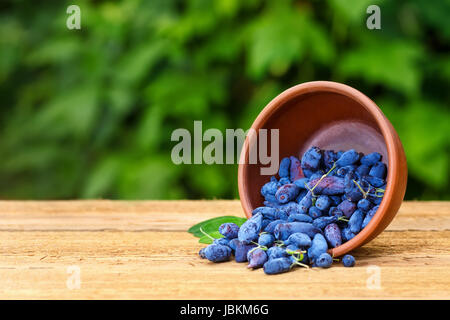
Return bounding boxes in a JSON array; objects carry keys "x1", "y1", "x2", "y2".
[{"x1": 0, "y1": 200, "x2": 449, "y2": 299}]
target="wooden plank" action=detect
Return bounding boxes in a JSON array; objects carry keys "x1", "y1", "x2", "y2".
[
  {"x1": 0, "y1": 200, "x2": 449, "y2": 231},
  {"x1": 0, "y1": 200, "x2": 449, "y2": 299}
]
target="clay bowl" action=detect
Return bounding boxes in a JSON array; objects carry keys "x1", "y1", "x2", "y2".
[{"x1": 238, "y1": 81, "x2": 407, "y2": 257}]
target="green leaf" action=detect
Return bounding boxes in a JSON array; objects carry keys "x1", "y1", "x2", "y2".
[
  {"x1": 199, "y1": 231, "x2": 223, "y2": 244},
  {"x1": 188, "y1": 216, "x2": 247, "y2": 238}
]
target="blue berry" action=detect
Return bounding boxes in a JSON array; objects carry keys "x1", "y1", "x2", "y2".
[
  {"x1": 301, "y1": 146, "x2": 322, "y2": 178},
  {"x1": 361, "y1": 205, "x2": 379, "y2": 228},
  {"x1": 337, "y1": 200, "x2": 357, "y2": 218},
  {"x1": 263, "y1": 258, "x2": 292, "y2": 275},
  {"x1": 324, "y1": 223, "x2": 342, "y2": 248},
  {"x1": 261, "y1": 181, "x2": 278, "y2": 197},
  {"x1": 234, "y1": 242, "x2": 256, "y2": 263},
  {"x1": 204, "y1": 244, "x2": 232, "y2": 262},
  {"x1": 323, "y1": 150, "x2": 337, "y2": 170},
  {"x1": 199, "y1": 248, "x2": 206, "y2": 259},
  {"x1": 287, "y1": 213, "x2": 313, "y2": 223},
  {"x1": 329, "y1": 206, "x2": 344, "y2": 218},
  {"x1": 365, "y1": 176, "x2": 385, "y2": 188},
  {"x1": 313, "y1": 216, "x2": 338, "y2": 229},
  {"x1": 336, "y1": 165, "x2": 357, "y2": 177},
  {"x1": 298, "y1": 192, "x2": 313, "y2": 213},
  {"x1": 258, "y1": 233, "x2": 275, "y2": 247},
  {"x1": 348, "y1": 209, "x2": 364, "y2": 233},
  {"x1": 289, "y1": 156, "x2": 303, "y2": 181},
  {"x1": 342, "y1": 254, "x2": 356, "y2": 267},
  {"x1": 285, "y1": 232, "x2": 312, "y2": 248},
  {"x1": 308, "y1": 233, "x2": 328, "y2": 262},
  {"x1": 356, "y1": 164, "x2": 370, "y2": 177},
  {"x1": 238, "y1": 212, "x2": 263, "y2": 244},
  {"x1": 361, "y1": 152, "x2": 381, "y2": 166},
  {"x1": 316, "y1": 253, "x2": 333, "y2": 268},
  {"x1": 341, "y1": 227, "x2": 356, "y2": 242},
  {"x1": 228, "y1": 238, "x2": 240, "y2": 252},
  {"x1": 278, "y1": 157, "x2": 291, "y2": 178},
  {"x1": 219, "y1": 223, "x2": 240, "y2": 239},
  {"x1": 315, "y1": 195, "x2": 331, "y2": 211},
  {"x1": 267, "y1": 246, "x2": 288, "y2": 260},
  {"x1": 369, "y1": 162, "x2": 387, "y2": 179},
  {"x1": 336, "y1": 149, "x2": 360, "y2": 167},
  {"x1": 307, "y1": 176, "x2": 345, "y2": 195},
  {"x1": 264, "y1": 219, "x2": 284, "y2": 233},
  {"x1": 275, "y1": 183, "x2": 300, "y2": 204},
  {"x1": 308, "y1": 206, "x2": 323, "y2": 219},
  {"x1": 247, "y1": 248, "x2": 268, "y2": 269},
  {"x1": 357, "y1": 198, "x2": 372, "y2": 212}
]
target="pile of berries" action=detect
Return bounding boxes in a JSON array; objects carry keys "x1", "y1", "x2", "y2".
[{"x1": 199, "y1": 147, "x2": 387, "y2": 274}]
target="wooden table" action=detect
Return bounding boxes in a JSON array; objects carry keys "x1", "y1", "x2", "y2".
[{"x1": 0, "y1": 200, "x2": 448, "y2": 299}]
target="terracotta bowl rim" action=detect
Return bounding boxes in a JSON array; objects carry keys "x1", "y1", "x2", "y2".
[{"x1": 238, "y1": 80, "x2": 400, "y2": 256}]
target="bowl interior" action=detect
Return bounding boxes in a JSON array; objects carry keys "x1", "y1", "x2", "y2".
[{"x1": 243, "y1": 90, "x2": 389, "y2": 215}]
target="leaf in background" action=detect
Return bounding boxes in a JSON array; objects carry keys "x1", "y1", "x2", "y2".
[
  {"x1": 188, "y1": 216, "x2": 247, "y2": 238},
  {"x1": 328, "y1": 0, "x2": 384, "y2": 23},
  {"x1": 339, "y1": 37, "x2": 423, "y2": 96}
]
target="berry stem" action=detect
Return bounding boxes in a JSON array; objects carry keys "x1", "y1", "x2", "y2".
[
  {"x1": 352, "y1": 179, "x2": 369, "y2": 199},
  {"x1": 310, "y1": 163, "x2": 337, "y2": 195}
]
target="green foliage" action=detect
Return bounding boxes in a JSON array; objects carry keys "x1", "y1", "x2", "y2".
[{"x1": 0, "y1": 0, "x2": 448, "y2": 200}]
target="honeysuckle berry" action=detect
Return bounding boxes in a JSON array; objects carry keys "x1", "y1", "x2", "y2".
[
  {"x1": 234, "y1": 242, "x2": 256, "y2": 263},
  {"x1": 357, "y1": 198, "x2": 372, "y2": 212},
  {"x1": 284, "y1": 232, "x2": 311, "y2": 248},
  {"x1": 315, "y1": 195, "x2": 331, "y2": 211},
  {"x1": 307, "y1": 176, "x2": 345, "y2": 195},
  {"x1": 360, "y1": 152, "x2": 381, "y2": 166},
  {"x1": 307, "y1": 233, "x2": 328, "y2": 262},
  {"x1": 316, "y1": 253, "x2": 333, "y2": 268},
  {"x1": 289, "y1": 156, "x2": 303, "y2": 181},
  {"x1": 219, "y1": 223, "x2": 240, "y2": 239},
  {"x1": 342, "y1": 254, "x2": 356, "y2": 267},
  {"x1": 263, "y1": 257, "x2": 292, "y2": 275},
  {"x1": 258, "y1": 233, "x2": 275, "y2": 247},
  {"x1": 369, "y1": 162, "x2": 387, "y2": 179},
  {"x1": 267, "y1": 246, "x2": 288, "y2": 260},
  {"x1": 336, "y1": 149, "x2": 360, "y2": 167},
  {"x1": 362, "y1": 205, "x2": 379, "y2": 228},
  {"x1": 308, "y1": 206, "x2": 323, "y2": 219},
  {"x1": 356, "y1": 164, "x2": 370, "y2": 177},
  {"x1": 348, "y1": 209, "x2": 364, "y2": 234},
  {"x1": 301, "y1": 146, "x2": 322, "y2": 178},
  {"x1": 337, "y1": 200, "x2": 357, "y2": 218},
  {"x1": 238, "y1": 212, "x2": 263, "y2": 244},
  {"x1": 278, "y1": 157, "x2": 291, "y2": 178},
  {"x1": 287, "y1": 213, "x2": 313, "y2": 223},
  {"x1": 247, "y1": 248, "x2": 268, "y2": 269},
  {"x1": 265, "y1": 219, "x2": 285, "y2": 233},
  {"x1": 275, "y1": 183, "x2": 300, "y2": 204},
  {"x1": 204, "y1": 244, "x2": 232, "y2": 262},
  {"x1": 324, "y1": 223, "x2": 342, "y2": 248}
]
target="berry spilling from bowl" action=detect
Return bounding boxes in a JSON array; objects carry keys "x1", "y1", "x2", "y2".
[{"x1": 198, "y1": 147, "x2": 387, "y2": 274}]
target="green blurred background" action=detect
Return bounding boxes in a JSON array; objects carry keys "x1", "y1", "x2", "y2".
[{"x1": 0, "y1": 0, "x2": 449, "y2": 200}]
